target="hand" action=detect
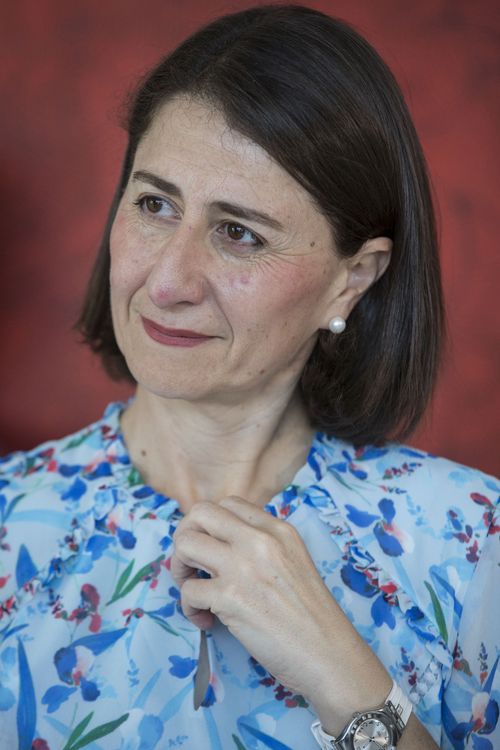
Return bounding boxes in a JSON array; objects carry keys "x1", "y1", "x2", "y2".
[
  {"x1": 170, "y1": 495, "x2": 348, "y2": 700},
  {"x1": 171, "y1": 497, "x2": 439, "y2": 749}
]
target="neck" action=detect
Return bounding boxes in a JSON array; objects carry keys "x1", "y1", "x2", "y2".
[{"x1": 120, "y1": 383, "x2": 315, "y2": 513}]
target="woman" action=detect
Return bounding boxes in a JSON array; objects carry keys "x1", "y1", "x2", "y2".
[{"x1": 0, "y1": 5, "x2": 498, "y2": 749}]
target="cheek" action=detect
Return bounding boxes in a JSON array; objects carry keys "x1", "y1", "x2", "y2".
[
  {"x1": 224, "y1": 263, "x2": 325, "y2": 336},
  {"x1": 109, "y1": 211, "x2": 146, "y2": 293}
]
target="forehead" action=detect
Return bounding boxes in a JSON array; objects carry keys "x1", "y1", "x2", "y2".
[{"x1": 133, "y1": 96, "x2": 321, "y2": 221}]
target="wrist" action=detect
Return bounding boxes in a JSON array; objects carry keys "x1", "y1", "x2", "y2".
[
  {"x1": 309, "y1": 667, "x2": 393, "y2": 736},
  {"x1": 310, "y1": 679, "x2": 412, "y2": 750}
]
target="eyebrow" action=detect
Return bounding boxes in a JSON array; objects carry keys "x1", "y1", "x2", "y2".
[
  {"x1": 132, "y1": 170, "x2": 182, "y2": 199},
  {"x1": 131, "y1": 169, "x2": 285, "y2": 232}
]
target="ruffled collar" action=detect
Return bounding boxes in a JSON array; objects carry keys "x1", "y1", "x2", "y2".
[{"x1": 99, "y1": 400, "x2": 334, "y2": 522}]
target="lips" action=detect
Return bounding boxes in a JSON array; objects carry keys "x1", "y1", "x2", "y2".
[{"x1": 141, "y1": 317, "x2": 214, "y2": 347}]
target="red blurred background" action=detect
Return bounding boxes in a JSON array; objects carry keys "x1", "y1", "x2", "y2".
[{"x1": 1, "y1": 0, "x2": 499, "y2": 476}]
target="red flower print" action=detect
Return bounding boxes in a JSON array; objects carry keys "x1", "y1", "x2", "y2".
[{"x1": 68, "y1": 583, "x2": 102, "y2": 632}]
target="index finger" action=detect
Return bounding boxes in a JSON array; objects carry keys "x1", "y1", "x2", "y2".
[
  {"x1": 170, "y1": 554, "x2": 212, "y2": 590},
  {"x1": 176, "y1": 497, "x2": 277, "y2": 545}
]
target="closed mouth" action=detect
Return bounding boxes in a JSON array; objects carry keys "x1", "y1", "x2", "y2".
[{"x1": 141, "y1": 316, "x2": 215, "y2": 344}]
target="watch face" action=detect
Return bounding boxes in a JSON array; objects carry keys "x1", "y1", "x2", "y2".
[{"x1": 352, "y1": 718, "x2": 391, "y2": 750}]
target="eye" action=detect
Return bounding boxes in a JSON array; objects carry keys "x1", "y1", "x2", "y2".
[
  {"x1": 218, "y1": 222, "x2": 264, "y2": 249},
  {"x1": 133, "y1": 195, "x2": 179, "y2": 219}
]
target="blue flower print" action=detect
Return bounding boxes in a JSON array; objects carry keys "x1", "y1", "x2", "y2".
[
  {"x1": 42, "y1": 629, "x2": 127, "y2": 712},
  {"x1": 443, "y1": 653, "x2": 500, "y2": 750},
  {"x1": 345, "y1": 498, "x2": 412, "y2": 556},
  {"x1": 168, "y1": 655, "x2": 197, "y2": 678},
  {"x1": 60, "y1": 477, "x2": 87, "y2": 503},
  {"x1": 341, "y1": 561, "x2": 378, "y2": 598}
]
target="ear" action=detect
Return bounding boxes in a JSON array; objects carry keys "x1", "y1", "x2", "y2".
[{"x1": 323, "y1": 236, "x2": 392, "y2": 325}]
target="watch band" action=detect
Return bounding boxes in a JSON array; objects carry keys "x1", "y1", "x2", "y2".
[
  {"x1": 385, "y1": 680, "x2": 412, "y2": 732},
  {"x1": 310, "y1": 680, "x2": 412, "y2": 750}
]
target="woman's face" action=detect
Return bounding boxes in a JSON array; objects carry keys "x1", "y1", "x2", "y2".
[{"x1": 109, "y1": 96, "x2": 348, "y2": 404}]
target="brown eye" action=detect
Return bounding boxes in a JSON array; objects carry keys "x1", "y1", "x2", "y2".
[
  {"x1": 221, "y1": 222, "x2": 263, "y2": 248},
  {"x1": 145, "y1": 197, "x2": 164, "y2": 213},
  {"x1": 226, "y1": 223, "x2": 246, "y2": 240},
  {"x1": 134, "y1": 195, "x2": 178, "y2": 220}
]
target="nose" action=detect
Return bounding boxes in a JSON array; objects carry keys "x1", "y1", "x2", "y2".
[{"x1": 146, "y1": 224, "x2": 207, "y2": 309}]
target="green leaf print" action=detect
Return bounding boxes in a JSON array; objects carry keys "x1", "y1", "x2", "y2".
[
  {"x1": 63, "y1": 712, "x2": 94, "y2": 749},
  {"x1": 329, "y1": 469, "x2": 354, "y2": 491},
  {"x1": 4, "y1": 493, "x2": 25, "y2": 522},
  {"x1": 107, "y1": 555, "x2": 165, "y2": 604},
  {"x1": 232, "y1": 735, "x2": 249, "y2": 750},
  {"x1": 293, "y1": 694, "x2": 309, "y2": 708},
  {"x1": 62, "y1": 431, "x2": 94, "y2": 452},
  {"x1": 455, "y1": 657, "x2": 473, "y2": 676},
  {"x1": 63, "y1": 712, "x2": 129, "y2": 750},
  {"x1": 22, "y1": 456, "x2": 38, "y2": 476},
  {"x1": 147, "y1": 613, "x2": 181, "y2": 637},
  {"x1": 127, "y1": 466, "x2": 143, "y2": 487},
  {"x1": 113, "y1": 559, "x2": 134, "y2": 599},
  {"x1": 424, "y1": 580, "x2": 448, "y2": 644}
]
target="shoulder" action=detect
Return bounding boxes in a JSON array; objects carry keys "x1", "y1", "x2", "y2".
[
  {"x1": 313, "y1": 435, "x2": 498, "y2": 544},
  {"x1": 0, "y1": 403, "x2": 122, "y2": 493},
  {"x1": 308, "y1": 433, "x2": 499, "y2": 656},
  {"x1": 0, "y1": 402, "x2": 128, "y2": 612}
]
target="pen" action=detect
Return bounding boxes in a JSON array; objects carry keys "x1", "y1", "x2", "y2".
[{"x1": 193, "y1": 569, "x2": 211, "y2": 710}]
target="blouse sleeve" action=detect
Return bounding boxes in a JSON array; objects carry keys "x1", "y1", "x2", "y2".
[{"x1": 441, "y1": 500, "x2": 500, "y2": 750}]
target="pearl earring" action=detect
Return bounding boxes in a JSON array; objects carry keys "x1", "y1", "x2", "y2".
[{"x1": 328, "y1": 316, "x2": 346, "y2": 334}]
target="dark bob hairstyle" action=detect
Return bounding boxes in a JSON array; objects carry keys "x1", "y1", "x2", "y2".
[{"x1": 77, "y1": 3, "x2": 443, "y2": 446}]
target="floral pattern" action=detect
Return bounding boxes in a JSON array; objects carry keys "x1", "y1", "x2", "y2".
[{"x1": 0, "y1": 401, "x2": 498, "y2": 749}]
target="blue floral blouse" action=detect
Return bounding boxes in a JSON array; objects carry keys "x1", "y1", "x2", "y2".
[{"x1": 0, "y1": 402, "x2": 498, "y2": 750}]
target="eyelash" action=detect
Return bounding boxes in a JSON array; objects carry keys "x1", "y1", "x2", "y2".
[{"x1": 132, "y1": 195, "x2": 265, "y2": 250}]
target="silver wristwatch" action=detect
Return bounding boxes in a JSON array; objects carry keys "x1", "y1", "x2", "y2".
[{"x1": 310, "y1": 680, "x2": 412, "y2": 750}]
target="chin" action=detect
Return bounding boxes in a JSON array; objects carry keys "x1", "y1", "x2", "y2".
[
  {"x1": 131, "y1": 366, "x2": 214, "y2": 403},
  {"x1": 118, "y1": 335, "x2": 217, "y2": 401},
  {"x1": 130, "y1": 362, "x2": 265, "y2": 406}
]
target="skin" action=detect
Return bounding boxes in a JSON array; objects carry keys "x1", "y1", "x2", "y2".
[{"x1": 110, "y1": 96, "x2": 438, "y2": 748}]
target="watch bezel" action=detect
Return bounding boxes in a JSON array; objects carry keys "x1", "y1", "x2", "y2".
[{"x1": 339, "y1": 708, "x2": 398, "y2": 749}]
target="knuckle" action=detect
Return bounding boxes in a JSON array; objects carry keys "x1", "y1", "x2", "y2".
[
  {"x1": 281, "y1": 521, "x2": 301, "y2": 544},
  {"x1": 270, "y1": 518, "x2": 301, "y2": 549},
  {"x1": 180, "y1": 577, "x2": 200, "y2": 606},
  {"x1": 190, "y1": 500, "x2": 211, "y2": 519},
  {"x1": 171, "y1": 532, "x2": 184, "y2": 552},
  {"x1": 172, "y1": 521, "x2": 186, "y2": 540},
  {"x1": 180, "y1": 576, "x2": 195, "y2": 595},
  {"x1": 178, "y1": 527, "x2": 194, "y2": 543},
  {"x1": 173, "y1": 528, "x2": 197, "y2": 551},
  {"x1": 252, "y1": 530, "x2": 276, "y2": 558},
  {"x1": 221, "y1": 579, "x2": 242, "y2": 607}
]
